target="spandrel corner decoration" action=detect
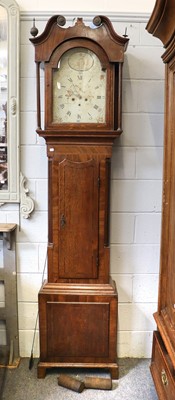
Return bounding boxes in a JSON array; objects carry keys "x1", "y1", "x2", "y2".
[{"x1": 0, "y1": 0, "x2": 19, "y2": 203}]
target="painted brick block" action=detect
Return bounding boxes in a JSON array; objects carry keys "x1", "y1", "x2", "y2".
[
  {"x1": 16, "y1": 243, "x2": 39, "y2": 273},
  {"x1": 35, "y1": 179, "x2": 48, "y2": 211},
  {"x1": 17, "y1": 273, "x2": 42, "y2": 302},
  {"x1": 21, "y1": 77, "x2": 36, "y2": 112},
  {"x1": 122, "y1": 113, "x2": 164, "y2": 147},
  {"x1": 111, "y1": 274, "x2": 133, "y2": 303},
  {"x1": 136, "y1": 147, "x2": 163, "y2": 179},
  {"x1": 17, "y1": 212, "x2": 48, "y2": 243},
  {"x1": 18, "y1": 302, "x2": 38, "y2": 330},
  {"x1": 138, "y1": 80, "x2": 164, "y2": 113},
  {"x1": 133, "y1": 274, "x2": 159, "y2": 303},
  {"x1": 110, "y1": 213, "x2": 135, "y2": 244},
  {"x1": 135, "y1": 213, "x2": 161, "y2": 244},
  {"x1": 118, "y1": 303, "x2": 157, "y2": 331},
  {"x1": 6, "y1": 211, "x2": 20, "y2": 225},
  {"x1": 19, "y1": 330, "x2": 39, "y2": 357},
  {"x1": 110, "y1": 244, "x2": 160, "y2": 274},
  {"x1": 21, "y1": 112, "x2": 37, "y2": 145},
  {"x1": 123, "y1": 46, "x2": 164, "y2": 80},
  {"x1": 111, "y1": 180, "x2": 162, "y2": 212},
  {"x1": 21, "y1": 77, "x2": 44, "y2": 112},
  {"x1": 21, "y1": 44, "x2": 36, "y2": 78},
  {"x1": 0, "y1": 211, "x2": 7, "y2": 223},
  {"x1": 123, "y1": 80, "x2": 164, "y2": 113},
  {"x1": 111, "y1": 147, "x2": 136, "y2": 179},
  {"x1": 21, "y1": 145, "x2": 47, "y2": 179},
  {"x1": 117, "y1": 331, "x2": 154, "y2": 358},
  {"x1": 123, "y1": 80, "x2": 139, "y2": 113},
  {"x1": 38, "y1": 244, "x2": 48, "y2": 273}
]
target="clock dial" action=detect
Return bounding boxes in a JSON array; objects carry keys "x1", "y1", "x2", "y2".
[{"x1": 52, "y1": 48, "x2": 107, "y2": 124}]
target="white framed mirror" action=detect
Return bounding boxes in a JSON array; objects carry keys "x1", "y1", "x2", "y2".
[{"x1": 0, "y1": 0, "x2": 19, "y2": 202}]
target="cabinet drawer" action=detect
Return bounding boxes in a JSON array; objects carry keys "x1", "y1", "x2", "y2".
[{"x1": 151, "y1": 331, "x2": 175, "y2": 400}]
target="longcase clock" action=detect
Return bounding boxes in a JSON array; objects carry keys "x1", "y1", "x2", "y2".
[{"x1": 30, "y1": 14, "x2": 129, "y2": 379}]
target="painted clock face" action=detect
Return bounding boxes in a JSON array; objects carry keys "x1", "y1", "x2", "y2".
[{"x1": 52, "y1": 47, "x2": 107, "y2": 124}]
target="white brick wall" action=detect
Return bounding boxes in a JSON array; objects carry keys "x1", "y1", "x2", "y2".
[
  {"x1": 0, "y1": 13, "x2": 163, "y2": 358},
  {"x1": 110, "y1": 16, "x2": 163, "y2": 358}
]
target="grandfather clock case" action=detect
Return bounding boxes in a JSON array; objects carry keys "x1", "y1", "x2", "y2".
[
  {"x1": 147, "y1": 0, "x2": 175, "y2": 398},
  {"x1": 30, "y1": 15, "x2": 128, "y2": 379}
]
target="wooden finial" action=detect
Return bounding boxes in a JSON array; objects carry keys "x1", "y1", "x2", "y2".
[
  {"x1": 30, "y1": 18, "x2": 38, "y2": 37},
  {"x1": 123, "y1": 27, "x2": 128, "y2": 37},
  {"x1": 93, "y1": 16, "x2": 102, "y2": 27},
  {"x1": 57, "y1": 15, "x2": 66, "y2": 27}
]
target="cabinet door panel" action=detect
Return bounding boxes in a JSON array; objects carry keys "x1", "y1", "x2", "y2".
[
  {"x1": 46, "y1": 302, "x2": 109, "y2": 359},
  {"x1": 59, "y1": 158, "x2": 99, "y2": 279}
]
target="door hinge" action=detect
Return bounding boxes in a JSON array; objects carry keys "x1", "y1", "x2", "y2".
[{"x1": 96, "y1": 255, "x2": 99, "y2": 267}]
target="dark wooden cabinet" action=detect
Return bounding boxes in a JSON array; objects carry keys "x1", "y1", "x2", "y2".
[
  {"x1": 30, "y1": 15, "x2": 128, "y2": 379},
  {"x1": 147, "y1": 1, "x2": 175, "y2": 398}
]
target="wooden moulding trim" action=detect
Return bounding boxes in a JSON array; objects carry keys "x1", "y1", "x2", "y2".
[
  {"x1": 30, "y1": 14, "x2": 128, "y2": 48},
  {"x1": 146, "y1": 0, "x2": 175, "y2": 52},
  {"x1": 146, "y1": 0, "x2": 166, "y2": 36},
  {"x1": 162, "y1": 36, "x2": 175, "y2": 64},
  {"x1": 36, "y1": 129, "x2": 121, "y2": 145},
  {"x1": 39, "y1": 279, "x2": 118, "y2": 296},
  {"x1": 30, "y1": 14, "x2": 129, "y2": 63},
  {"x1": 38, "y1": 361, "x2": 118, "y2": 369},
  {"x1": 97, "y1": 15, "x2": 129, "y2": 50},
  {"x1": 22, "y1": 11, "x2": 152, "y2": 24}
]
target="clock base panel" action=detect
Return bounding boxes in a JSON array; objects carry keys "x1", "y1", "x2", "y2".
[{"x1": 38, "y1": 280, "x2": 118, "y2": 379}]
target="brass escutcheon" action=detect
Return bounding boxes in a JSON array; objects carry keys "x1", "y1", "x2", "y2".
[
  {"x1": 161, "y1": 369, "x2": 168, "y2": 386},
  {"x1": 60, "y1": 214, "x2": 66, "y2": 228}
]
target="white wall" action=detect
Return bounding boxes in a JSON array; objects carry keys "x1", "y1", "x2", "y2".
[
  {"x1": 0, "y1": 5, "x2": 164, "y2": 359},
  {"x1": 17, "y1": 0, "x2": 156, "y2": 13}
]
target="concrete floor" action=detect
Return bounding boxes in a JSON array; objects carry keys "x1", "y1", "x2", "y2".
[{"x1": 0, "y1": 358, "x2": 158, "y2": 400}]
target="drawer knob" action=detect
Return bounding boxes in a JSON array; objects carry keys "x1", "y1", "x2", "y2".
[{"x1": 161, "y1": 370, "x2": 168, "y2": 386}]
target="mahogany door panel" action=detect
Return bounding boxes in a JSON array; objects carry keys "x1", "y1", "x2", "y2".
[
  {"x1": 48, "y1": 150, "x2": 112, "y2": 284},
  {"x1": 58, "y1": 158, "x2": 99, "y2": 279},
  {"x1": 46, "y1": 301, "x2": 109, "y2": 360}
]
